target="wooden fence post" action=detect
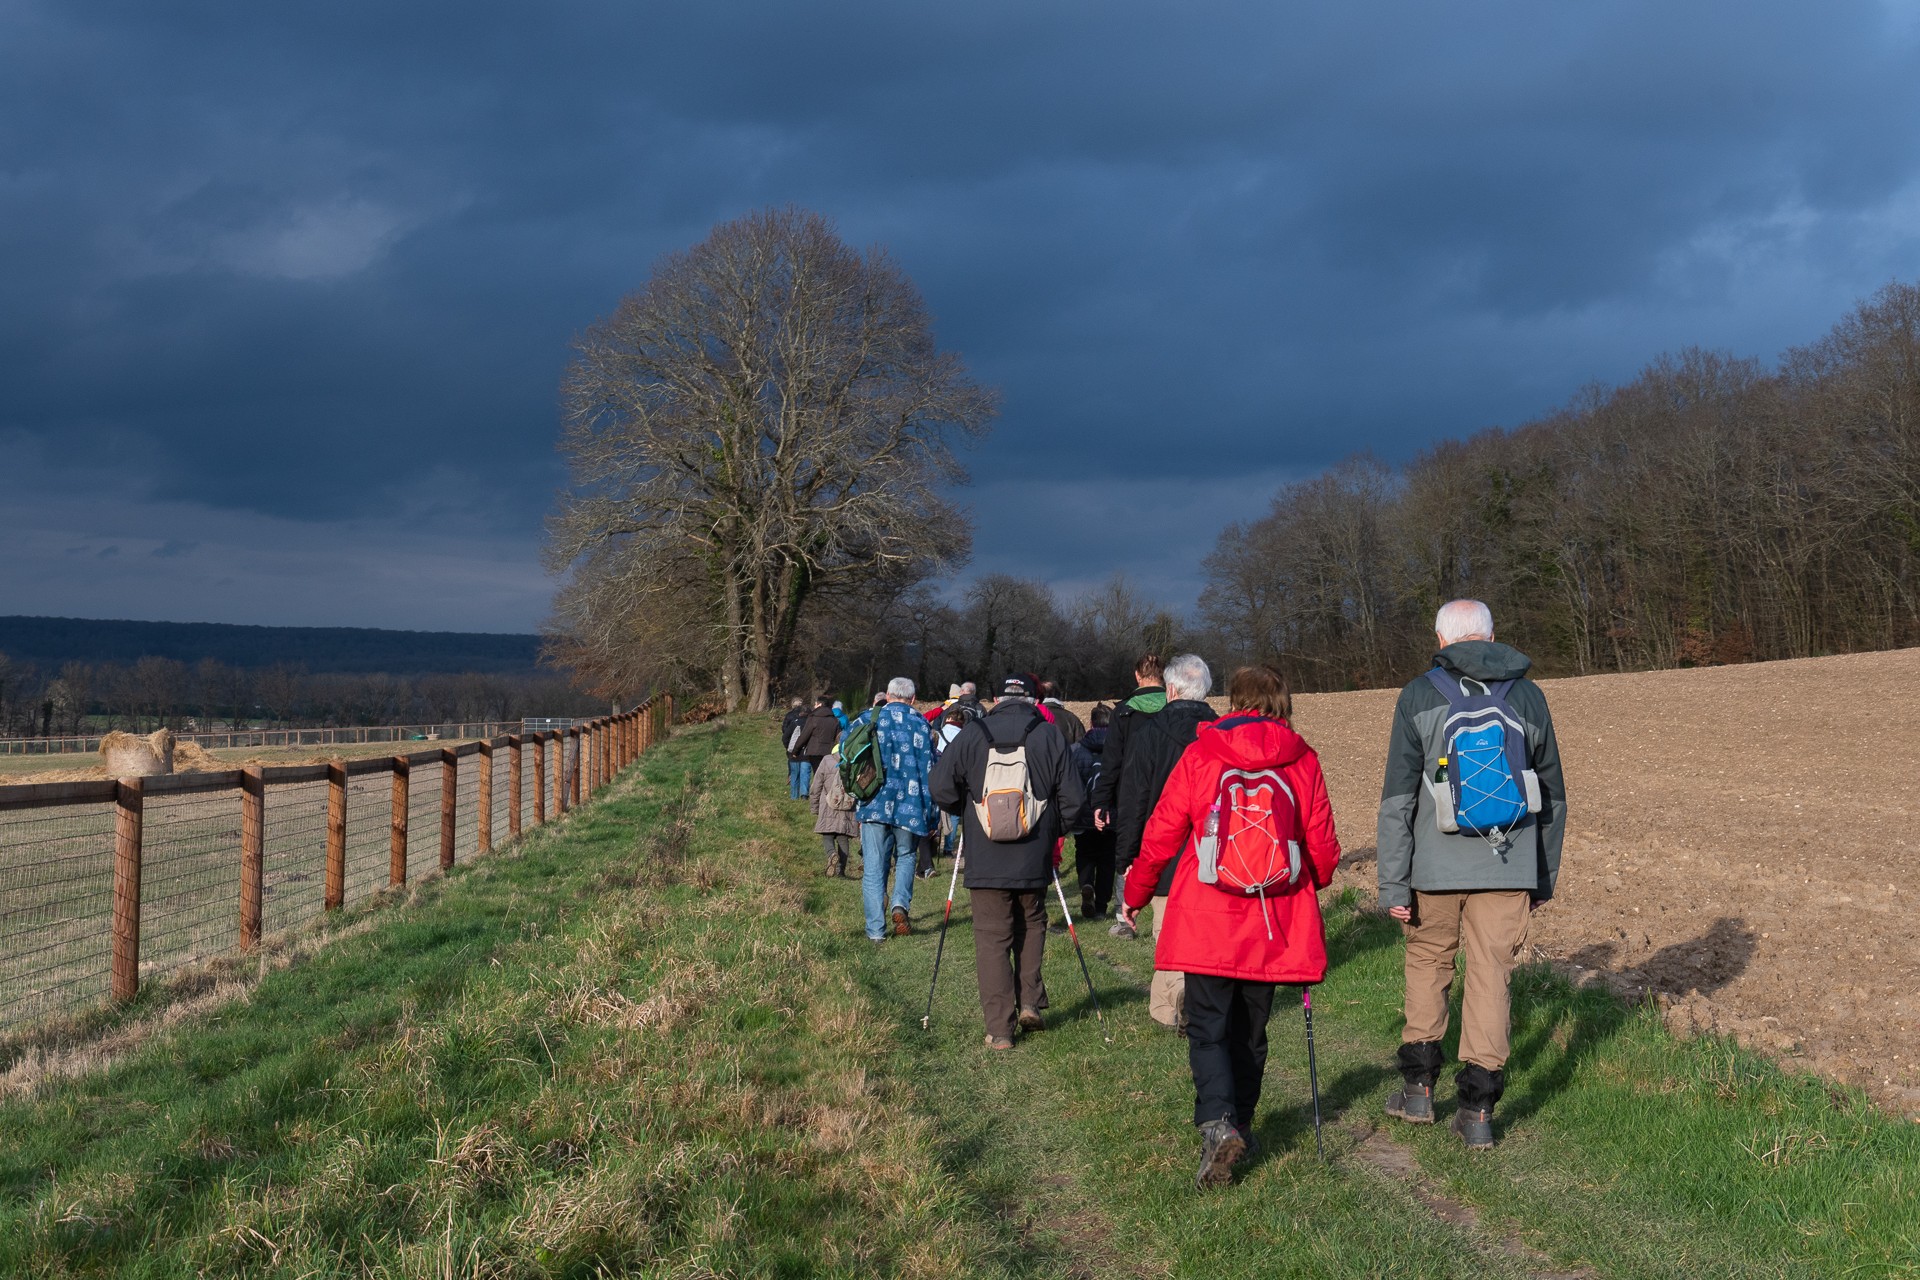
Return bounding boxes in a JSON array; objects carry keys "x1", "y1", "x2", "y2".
[
  {"x1": 532, "y1": 734, "x2": 546, "y2": 826},
  {"x1": 477, "y1": 740, "x2": 494, "y2": 855},
  {"x1": 240, "y1": 766, "x2": 265, "y2": 951},
  {"x1": 567, "y1": 728, "x2": 581, "y2": 809},
  {"x1": 111, "y1": 778, "x2": 144, "y2": 1003},
  {"x1": 325, "y1": 760, "x2": 346, "y2": 911},
  {"x1": 508, "y1": 735, "x2": 523, "y2": 838},
  {"x1": 440, "y1": 747, "x2": 457, "y2": 870},
  {"x1": 391, "y1": 757, "x2": 410, "y2": 885}
]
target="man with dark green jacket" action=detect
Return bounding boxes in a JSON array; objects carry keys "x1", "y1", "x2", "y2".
[{"x1": 1378, "y1": 600, "x2": 1567, "y2": 1150}]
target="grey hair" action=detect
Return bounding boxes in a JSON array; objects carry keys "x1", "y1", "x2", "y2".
[
  {"x1": 960, "y1": 681, "x2": 977, "y2": 696},
  {"x1": 1162, "y1": 653, "x2": 1212, "y2": 702},
  {"x1": 1434, "y1": 599, "x2": 1495, "y2": 645},
  {"x1": 886, "y1": 676, "x2": 917, "y2": 700}
]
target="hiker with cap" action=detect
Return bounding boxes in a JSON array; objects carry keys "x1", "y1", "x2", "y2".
[
  {"x1": 850, "y1": 678, "x2": 938, "y2": 941},
  {"x1": 930, "y1": 673, "x2": 1085, "y2": 1050},
  {"x1": 1378, "y1": 599, "x2": 1567, "y2": 1150}
]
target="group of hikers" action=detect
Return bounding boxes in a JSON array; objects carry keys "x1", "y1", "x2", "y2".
[{"x1": 779, "y1": 599, "x2": 1566, "y2": 1188}]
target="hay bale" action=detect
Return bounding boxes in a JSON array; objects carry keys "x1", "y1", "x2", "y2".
[
  {"x1": 171, "y1": 740, "x2": 224, "y2": 772},
  {"x1": 100, "y1": 729, "x2": 175, "y2": 778}
]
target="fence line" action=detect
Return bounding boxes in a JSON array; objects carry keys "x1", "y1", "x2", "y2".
[
  {"x1": 0, "y1": 696, "x2": 673, "y2": 1032},
  {"x1": 0, "y1": 720, "x2": 550, "y2": 757}
]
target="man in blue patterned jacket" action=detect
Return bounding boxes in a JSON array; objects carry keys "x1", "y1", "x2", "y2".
[{"x1": 858, "y1": 676, "x2": 938, "y2": 941}]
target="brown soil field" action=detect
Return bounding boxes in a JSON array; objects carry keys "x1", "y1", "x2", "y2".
[{"x1": 1071, "y1": 647, "x2": 1920, "y2": 1116}]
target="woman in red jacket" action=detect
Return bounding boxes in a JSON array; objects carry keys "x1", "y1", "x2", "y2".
[{"x1": 1120, "y1": 664, "x2": 1341, "y2": 1188}]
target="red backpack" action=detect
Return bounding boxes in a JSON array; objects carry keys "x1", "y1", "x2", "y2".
[{"x1": 1194, "y1": 761, "x2": 1304, "y2": 938}]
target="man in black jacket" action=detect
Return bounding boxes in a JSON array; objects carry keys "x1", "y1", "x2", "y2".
[
  {"x1": 930, "y1": 674, "x2": 1086, "y2": 1050},
  {"x1": 1103, "y1": 653, "x2": 1216, "y2": 1030},
  {"x1": 793, "y1": 696, "x2": 843, "y2": 773},
  {"x1": 781, "y1": 697, "x2": 811, "y2": 800}
]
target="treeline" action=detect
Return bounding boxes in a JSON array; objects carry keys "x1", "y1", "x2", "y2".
[
  {"x1": 0, "y1": 654, "x2": 607, "y2": 738},
  {"x1": 1199, "y1": 280, "x2": 1920, "y2": 691},
  {"x1": 0, "y1": 616, "x2": 544, "y2": 674},
  {"x1": 780, "y1": 574, "x2": 1192, "y2": 706}
]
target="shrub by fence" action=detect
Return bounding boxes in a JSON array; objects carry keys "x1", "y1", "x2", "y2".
[{"x1": 0, "y1": 698, "x2": 673, "y2": 1032}]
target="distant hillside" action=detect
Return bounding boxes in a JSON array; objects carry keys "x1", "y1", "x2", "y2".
[{"x1": 0, "y1": 616, "x2": 546, "y2": 675}]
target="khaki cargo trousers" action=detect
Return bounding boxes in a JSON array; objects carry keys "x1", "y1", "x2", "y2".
[
  {"x1": 1401, "y1": 889, "x2": 1531, "y2": 1071},
  {"x1": 1146, "y1": 894, "x2": 1186, "y2": 1030}
]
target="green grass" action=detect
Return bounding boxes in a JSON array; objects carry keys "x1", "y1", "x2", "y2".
[{"x1": 0, "y1": 715, "x2": 1915, "y2": 1277}]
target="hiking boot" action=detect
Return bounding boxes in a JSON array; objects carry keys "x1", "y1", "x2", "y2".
[
  {"x1": 1018, "y1": 1007, "x2": 1045, "y2": 1032},
  {"x1": 984, "y1": 1034, "x2": 1013, "y2": 1051},
  {"x1": 1195, "y1": 1119, "x2": 1246, "y2": 1189},
  {"x1": 1109, "y1": 918, "x2": 1137, "y2": 940},
  {"x1": 1235, "y1": 1129, "x2": 1260, "y2": 1165},
  {"x1": 1081, "y1": 886, "x2": 1097, "y2": 918},
  {"x1": 836, "y1": 853, "x2": 850, "y2": 877},
  {"x1": 1385, "y1": 1082, "x2": 1435, "y2": 1125},
  {"x1": 1451, "y1": 1106, "x2": 1494, "y2": 1150},
  {"x1": 892, "y1": 906, "x2": 911, "y2": 937}
]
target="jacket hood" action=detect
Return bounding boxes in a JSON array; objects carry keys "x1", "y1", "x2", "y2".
[
  {"x1": 1194, "y1": 713, "x2": 1310, "y2": 770},
  {"x1": 1434, "y1": 640, "x2": 1532, "y2": 682},
  {"x1": 1081, "y1": 727, "x2": 1107, "y2": 753}
]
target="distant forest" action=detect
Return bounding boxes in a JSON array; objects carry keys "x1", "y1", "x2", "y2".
[
  {"x1": 759, "y1": 279, "x2": 1920, "y2": 702},
  {"x1": 0, "y1": 617, "x2": 605, "y2": 737},
  {"x1": 0, "y1": 616, "x2": 543, "y2": 674}
]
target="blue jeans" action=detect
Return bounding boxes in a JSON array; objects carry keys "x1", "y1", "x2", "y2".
[
  {"x1": 788, "y1": 758, "x2": 813, "y2": 800},
  {"x1": 861, "y1": 821, "x2": 919, "y2": 938}
]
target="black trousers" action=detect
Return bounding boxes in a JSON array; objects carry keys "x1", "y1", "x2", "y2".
[
  {"x1": 1184, "y1": 972, "x2": 1276, "y2": 1130},
  {"x1": 1073, "y1": 829, "x2": 1116, "y2": 914}
]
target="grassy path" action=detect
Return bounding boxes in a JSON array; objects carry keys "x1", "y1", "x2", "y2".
[{"x1": 0, "y1": 715, "x2": 1913, "y2": 1277}]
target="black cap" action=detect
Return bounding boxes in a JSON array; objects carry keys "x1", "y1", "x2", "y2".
[{"x1": 1000, "y1": 674, "x2": 1037, "y2": 699}]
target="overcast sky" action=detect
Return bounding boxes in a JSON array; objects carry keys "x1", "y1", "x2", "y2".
[{"x1": 4, "y1": 1, "x2": 1919, "y2": 631}]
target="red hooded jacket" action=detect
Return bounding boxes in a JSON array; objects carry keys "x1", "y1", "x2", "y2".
[{"x1": 1122, "y1": 714, "x2": 1341, "y2": 984}]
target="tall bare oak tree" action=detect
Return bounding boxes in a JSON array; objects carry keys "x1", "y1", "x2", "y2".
[{"x1": 547, "y1": 208, "x2": 996, "y2": 711}]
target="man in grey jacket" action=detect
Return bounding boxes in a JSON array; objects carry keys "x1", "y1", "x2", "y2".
[{"x1": 1378, "y1": 599, "x2": 1567, "y2": 1150}]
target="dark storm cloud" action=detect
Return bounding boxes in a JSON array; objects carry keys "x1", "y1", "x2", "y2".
[{"x1": 3, "y1": 0, "x2": 1919, "y2": 626}]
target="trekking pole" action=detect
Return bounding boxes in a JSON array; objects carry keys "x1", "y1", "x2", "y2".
[
  {"x1": 1049, "y1": 868, "x2": 1111, "y2": 1043},
  {"x1": 1302, "y1": 986, "x2": 1325, "y2": 1159},
  {"x1": 920, "y1": 851, "x2": 964, "y2": 1031}
]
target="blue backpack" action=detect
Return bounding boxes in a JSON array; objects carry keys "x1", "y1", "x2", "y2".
[{"x1": 1423, "y1": 668, "x2": 1542, "y2": 842}]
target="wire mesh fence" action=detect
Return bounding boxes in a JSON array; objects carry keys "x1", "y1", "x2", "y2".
[
  {"x1": 0, "y1": 798, "x2": 115, "y2": 1027},
  {"x1": 0, "y1": 700, "x2": 670, "y2": 1034}
]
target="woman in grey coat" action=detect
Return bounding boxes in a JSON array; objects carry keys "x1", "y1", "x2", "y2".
[{"x1": 809, "y1": 747, "x2": 861, "y2": 876}]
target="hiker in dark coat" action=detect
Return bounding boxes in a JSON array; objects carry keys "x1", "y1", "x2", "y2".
[
  {"x1": 1069, "y1": 705, "x2": 1116, "y2": 918},
  {"x1": 1378, "y1": 599, "x2": 1567, "y2": 1151},
  {"x1": 930, "y1": 674, "x2": 1086, "y2": 1050},
  {"x1": 1040, "y1": 681, "x2": 1086, "y2": 747},
  {"x1": 1105, "y1": 653, "x2": 1217, "y2": 1030},
  {"x1": 794, "y1": 696, "x2": 842, "y2": 769},
  {"x1": 782, "y1": 697, "x2": 812, "y2": 800}
]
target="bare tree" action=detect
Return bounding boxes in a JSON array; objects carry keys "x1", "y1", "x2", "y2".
[{"x1": 548, "y1": 207, "x2": 996, "y2": 711}]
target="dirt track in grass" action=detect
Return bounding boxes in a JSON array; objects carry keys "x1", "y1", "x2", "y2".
[{"x1": 1074, "y1": 647, "x2": 1920, "y2": 1115}]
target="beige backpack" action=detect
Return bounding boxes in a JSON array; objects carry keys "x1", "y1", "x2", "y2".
[{"x1": 974, "y1": 711, "x2": 1048, "y2": 841}]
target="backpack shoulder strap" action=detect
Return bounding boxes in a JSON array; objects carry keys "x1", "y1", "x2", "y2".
[{"x1": 1424, "y1": 666, "x2": 1466, "y2": 705}]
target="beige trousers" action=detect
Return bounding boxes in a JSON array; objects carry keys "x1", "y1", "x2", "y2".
[
  {"x1": 1402, "y1": 889, "x2": 1531, "y2": 1070},
  {"x1": 1147, "y1": 893, "x2": 1187, "y2": 1029}
]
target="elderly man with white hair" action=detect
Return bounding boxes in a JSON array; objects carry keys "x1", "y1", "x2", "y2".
[
  {"x1": 1377, "y1": 599, "x2": 1567, "y2": 1150},
  {"x1": 855, "y1": 676, "x2": 939, "y2": 942},
  {"x1": 1107, "y1": 652, "x2": 1219, "y2": 1032}
]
